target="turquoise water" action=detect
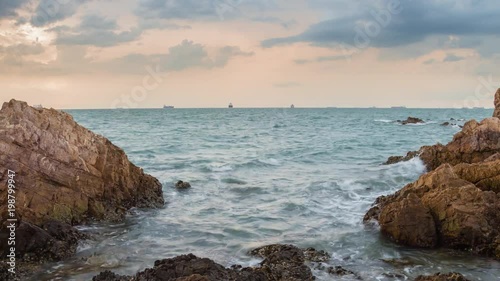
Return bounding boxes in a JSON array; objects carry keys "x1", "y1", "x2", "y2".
[{"x1": 33, "y1": 108, "x2": 500, "y2": 280}]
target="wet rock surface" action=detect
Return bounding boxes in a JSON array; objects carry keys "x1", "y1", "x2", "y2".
[
  {"x1": 175, "y1": 180, "x2": 192, "y2": 189},
  {"x1": 398, "y1": 117, "x2": 425, "y2": 125},
  {"x1": 93, "y1": 244, "x2": 329, "y2": 281},
  {"x1": 494, "y1": 88, "x2": 500, "y2": 119},
  {"x1": 414, "y1": 272, "x2": 471, "y2": 281}
]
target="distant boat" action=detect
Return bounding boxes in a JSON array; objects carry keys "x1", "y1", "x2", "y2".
[
  {"x1": 290, "y1": 104, "x2": 295, "y2": 108},
  {"x1": 228, "y1": 103, "x2": 233, "y2": 108},
  {"x1": 163, "y1": 105, "x2": 174, "y2": 109},
  {"x1": 33, "y1": 104, "x2": 43, "y2": 109},
  {"x1": 391, "y1": 106, "x2": 406, "y2": 109}
]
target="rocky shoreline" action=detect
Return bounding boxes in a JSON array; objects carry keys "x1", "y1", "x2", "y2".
[
  {"x1": 1, "y1": 92, "x2": 499, "y2": 280},
  {"x1": 369, "y1": 89, "x2": 500, "y2": 260}
]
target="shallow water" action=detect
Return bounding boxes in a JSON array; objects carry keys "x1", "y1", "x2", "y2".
[{"x1": 32, "y1": 108, "x2": 500, "y2": 280}]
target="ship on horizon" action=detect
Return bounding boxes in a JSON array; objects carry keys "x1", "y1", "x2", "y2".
[
  {"x1": 163, "y1": 105, "x2": 174, "y2": 109},
  {"x1": 228, "y1": 103, "x2": 233, "y2": 108}
]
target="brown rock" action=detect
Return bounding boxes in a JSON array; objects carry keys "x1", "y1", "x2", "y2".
[
  {"x1": 365, "y1": 162, "x2": 500, "y2": 258},
  {"x1": 0, "y1": 99, "x2": 164, "y2": 226},
  {"x1": 494, "y1": 88, "x2": 500, "y2": 118},
  {"x1": 414, "y1": 272, "x2": 471, "y2": 281},
  {"x1": 175, "y1": 180, "x2": 192, "y2": 189},
  {"x1": 379, "y1": 193, "x2": 438, "y2": 248}
]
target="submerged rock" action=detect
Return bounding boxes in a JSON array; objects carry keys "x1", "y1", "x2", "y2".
[
  {"x1": 414, "y1": 272, "x2": 471, "y2": 281},
  {"x1": 398, "y1": 117, "x2": 425, "y2": 125},
  {"x1": 175, "y1": 180, "x2": 192, "y2": 189},
  {"x1": 384, "y1": 151, "x2": 419, "y2": 165}
]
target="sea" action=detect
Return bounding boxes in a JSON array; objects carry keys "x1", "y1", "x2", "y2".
[{"x1": 31, "y1": 108, "x2": 500, "y2": 281}]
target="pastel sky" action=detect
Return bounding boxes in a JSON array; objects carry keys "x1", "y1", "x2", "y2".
[{"x1": 1, "y1": 0, "x2": 500, "y2": 109}]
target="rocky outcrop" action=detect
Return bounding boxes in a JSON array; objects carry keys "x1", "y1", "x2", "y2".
[
  {"x1": 385, "y1": 117, "x2": 500, "y2": 170},
  {"x1": 175, "y1": 180, "x2": 192, "y2": 189},
  {"x1": 0, "y1": 99, "x2": 164, "y2": 226},
  {"x1": 494, "y1": 88, "x2": 500, "y2": 118},
  {"x1": 414, "y1": 272, "x2": 471, "y2": 281},
  {"x1": 398, "y1": 117, "x2": 425, "y2": 125},
  {"x1": 365, "y1": 161, "x2": 500, "y2": 259},
  {"x1": 93, "y1": 244, "x2": 328, "y2": 281},
  {"x1": 0, "y1": 100, "x2": 164, "y2": 264}
]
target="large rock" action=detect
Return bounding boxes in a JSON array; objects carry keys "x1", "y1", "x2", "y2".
[
  {"x1": 0, "y1": 100, "x2": 164, "y2": 226},
  {"x1": 385, "y1": 117, "x2": 500, "y2": 170},
  {"x1": 398, "y1": 117, "x2": 425, "y2": 125},
  {"x1": 93, "y1": 244, "x2": 324, "y2": 281},
  {"x1": 494, "y1": 88, "x2": 500, "y2": 119},
  {"x1": 365, "y1": 162, "x2": 500, "y2": 259}
]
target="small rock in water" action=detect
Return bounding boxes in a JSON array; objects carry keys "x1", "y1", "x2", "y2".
[
  {"x1": 441, "y1": 122, "x2": 450, "y2": 126},
  {"x1": 399, "y1": 117, "x2": 425, "y2": 125},
  {"x1": 175, "y1": 180, "x2": 192, "y2": 189}
]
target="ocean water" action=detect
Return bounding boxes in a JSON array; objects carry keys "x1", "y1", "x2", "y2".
[{"x1": 32, "y1": 108, "x2": 500, "y2": 281}]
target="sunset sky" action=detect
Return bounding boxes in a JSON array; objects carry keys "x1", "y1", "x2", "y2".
[{"x1": 1, "y1": 0, "x2": 499, "y2": 109}]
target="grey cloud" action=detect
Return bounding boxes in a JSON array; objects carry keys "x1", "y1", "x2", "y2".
[
  {"x1": 31, "y1": 0, "x2": 87, "y2": 27},
  {"x1": 443, "y1": 54, "x2": 465, "y2": 63},
  {"x1": 423, "y1": 59, "x2": 436, "y2": 65},
  {"x1": 51, "y1": 14, "x2": 142, "y2": 47},
  {"x1": 251, "y1": 16, "x2": 297, "y2": 29},
  {"x1": 262, "y1": 0, "x2": 500, "y2": 57},
  {"x1": 0, "y1": 0, "x2": 30, "y2": 18}
]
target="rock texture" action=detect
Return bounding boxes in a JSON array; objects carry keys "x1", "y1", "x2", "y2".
[
  {"x1": 414, "y1": 272, "x2": 471, "y2": 281},
  {"x1": 385, "y1": 117, "x2": 500, "y2": 170},
  {"x1": 0, "y1": 100, "x2": 164, "y2": 264},
  {"x1": 365, "y1": 162, "x2": 500, "y2": 258},
  {"x1": 398, "y1": 117, "x2": 425, "y2": 125},
  {"x1": 175, "y1": 180, "x2": 191, "y2": 189},
  {"x1": 494, "y1": 88, "x2": 500, "y2": 119},
  {"x1": 93, "y1": 244, "x2": 328, "y2": 281},
  {"x1": 0, "y1": 99, "x2": 164, "y2": 226}
]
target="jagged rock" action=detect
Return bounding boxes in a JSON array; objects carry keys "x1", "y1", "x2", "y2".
[
  {"x1": 384, "y1": 151, "x2": 419, "y2": 165},
  {"x1": 398, "y1": 117, "x2": 425, "y2": 125},
  {"x1": 441, "y1": 122, "x2": 451, "y2": 126},
  {"x1": 175, "y1": 180, "x2": 192, "y2": 189},
  {"x1": 494, "y1": 88, "x2": 500, "y2": 118},
  {"x1": 93, "y1": 244, "x2": 322, "y2": 281},
  {"x1": 386, "y1": 117, "x2": 500, "y2": 170},
  {"x1": 379, "y1": 193, "x2": 438, "y2": 248},
  {"x1": 365, "y1": 162, "x2": 500, "y2": 259},
  {"x1": 414, "y1": 272, "x2": 471, "y2": 281},
  {"x1": 0, "y1": 99, "x2": 164, "y2": 226}
]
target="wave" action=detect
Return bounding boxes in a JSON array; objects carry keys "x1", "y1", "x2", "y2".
[{"x1": 374, "y1": 119, "x2": 393, "y2": 123}]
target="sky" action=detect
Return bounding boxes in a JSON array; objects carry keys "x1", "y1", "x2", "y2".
[{"x1": 1, "y1": 0, "x2": 500, "y2": 109}]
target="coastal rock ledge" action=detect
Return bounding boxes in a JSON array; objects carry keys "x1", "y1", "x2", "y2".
[
  {"x1": 0, "y1": 100, "x2": 164, "y2": 262},
  {"x1": 368, "y1": 90, "x2": 500, "y2": 259}
]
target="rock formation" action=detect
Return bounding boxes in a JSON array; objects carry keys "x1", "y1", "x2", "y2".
[
  {"x1": 93, "y1": 244, "x2": 328, "y2": 281},
  {"x1": 175, "y1": 180, "x2": 192, "y2": 189},
  {"x1": 0, "y1": 100, "x2": 164, "y2": 262},
  {"x1": 414, "y1": 272, "x2": 471, "y2": 281},
  {"x1": 398, "y1": 117, "x2": 425, "y2": 125},
  {"x1": 385, "y1": 117, "x2": 500, "y2": 170},
  {"x1": 494, "y1": 88, "x2": 500, "y2": 118}
]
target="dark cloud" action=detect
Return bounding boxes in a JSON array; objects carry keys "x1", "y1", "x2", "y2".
[
  {"x1": 51, "y1": 14, "x2": 142, "y2": 47},
  {"x1": 0, "y1": 0, "x2": 30, "y2": 18},
  {"x1": 443, "y1": 54, "x2": 465, "y2": 63},
  {"x1": 30, "y1": 0, "x2": 86, "y2": 27},
  {"x1": 262, "y1": 0, "x2": 500, "y2": 57}
]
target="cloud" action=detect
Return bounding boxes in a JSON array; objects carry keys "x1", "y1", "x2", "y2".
[
  {"x1": 294, "y1": 55, "x2": 345, "y2": 64},
  {"x1": 50, "y1": 14, "x2": 143, "y2": 47},
  {"x1": 0, "y1": 0, "x2": 30, "y2": 18},
  {"x1": 251, "y1": 16, "x2": 297, "y2": 29},
  {"x1": 30, "y1": 0, "x2": 87, "y2": 27},
  {"x1": 104, "y1": 40, "x2": 254, "y2": 74},
  {"x1": 423, "y1": 59, "x2": 436, "y2": 65},
  {"x1": 443, "y1": 54, "x2": 465, "y2": 62},
  {"x1": 262, "y1": 0, "x2": 500, "y2": 57}
]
